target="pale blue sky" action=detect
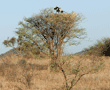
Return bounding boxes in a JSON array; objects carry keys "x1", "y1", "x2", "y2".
[{"x1": 0, "y1": 0, "x2": 110, "y2": 56}]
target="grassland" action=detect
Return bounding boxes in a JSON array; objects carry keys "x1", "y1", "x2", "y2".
[{"x1": 0, "y1": 50, "x2": 109, "y2": 90}]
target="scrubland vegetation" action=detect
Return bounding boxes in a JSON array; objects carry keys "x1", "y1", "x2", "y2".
[
  {"x1": 1, "y1": 7, "x2": 110, "y2": 90},
  {"x1": 0, "y1": 46, "x2": 110, "y2": 90}
]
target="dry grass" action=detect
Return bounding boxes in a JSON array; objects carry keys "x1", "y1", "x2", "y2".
[{"x1": 0, "y1": 51, "x2": 109, "y2": 90}]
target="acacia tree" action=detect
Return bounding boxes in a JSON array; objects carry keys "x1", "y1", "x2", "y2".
[{"x1": 3, "y1": 7, "x2": 89, "y2": 71}]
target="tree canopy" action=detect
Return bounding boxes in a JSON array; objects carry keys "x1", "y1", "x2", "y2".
[{"x1": 3, "y1": 6, "x2": 89, "y2": 60}]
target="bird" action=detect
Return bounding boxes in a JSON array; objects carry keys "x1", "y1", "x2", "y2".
[{"x1": 54, "y1": 6, "x2": 64, "y2": 13}]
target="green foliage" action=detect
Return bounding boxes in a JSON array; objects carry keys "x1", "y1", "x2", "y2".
[
  {"x1": 81, "y1": 37, "x2": 110, "y2": 57},
  {"x1": 3, "y1": 7, "x2": 88, "y2": 60}
]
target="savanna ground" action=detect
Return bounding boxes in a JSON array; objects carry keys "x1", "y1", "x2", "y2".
[{"x1": 0, "y1": 50, "x2": 109, "y2": 90}]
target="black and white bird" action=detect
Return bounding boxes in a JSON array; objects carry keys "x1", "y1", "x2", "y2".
[{"x1": 54, "y1": 6, "x2": 64, "y2": 13}]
